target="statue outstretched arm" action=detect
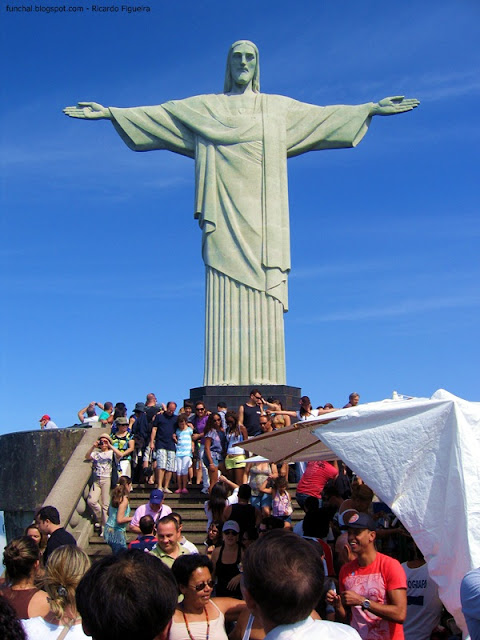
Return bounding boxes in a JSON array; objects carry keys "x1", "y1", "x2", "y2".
[
  {"x1": 370, "y1": 96, "x2": 420, "y2": 116},
  {"x1": 63, "y1": 102, "x2": 112, "y2": 120}
]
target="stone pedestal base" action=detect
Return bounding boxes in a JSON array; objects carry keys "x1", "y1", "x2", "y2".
[{"x1": 187, "y1": 385, "x2": 302, "y2": 412}]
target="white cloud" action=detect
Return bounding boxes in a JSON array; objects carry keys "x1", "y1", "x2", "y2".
[
  {"x1": 296, "y1": 293, "x2": 480, "y2": 324},
  {"x1": 291, "y1": 260, "x2": 390, "y2": 280},
  {"x1": 0, "y1": 275, "x2": 204, "y2": 299}
]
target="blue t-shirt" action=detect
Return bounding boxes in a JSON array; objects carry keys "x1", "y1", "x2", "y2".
[
  {"x1": 153, "y1": 413, "x2": 177, "y2": 451},
  {"x1": 461, "y1": 568, "x2": 480, "y2": 640},
  {"x1": 128, "y1": 534, "x2": 157, "y2": 552},
  {"x1": 176, "y1": 426, "x2": 193, "y2": 457},
  {"x1": 205, "y1": 428, "x2": 227, "y2": 455}
]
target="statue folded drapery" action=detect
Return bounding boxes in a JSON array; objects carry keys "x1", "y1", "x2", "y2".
[
  {"x1": 64, "y1": 40, "x2": 419, "y2": 386},
  {"x1": 109, "y1": 94, "x2": 373, "y2": 384}
]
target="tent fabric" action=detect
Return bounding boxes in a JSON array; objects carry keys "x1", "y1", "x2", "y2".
[
  {"x1": 241, "y1": 417, "x2": 341, "y2": 463},
  {"x1": 242, "y1": 390, "x2": 480, "y2": 637}
]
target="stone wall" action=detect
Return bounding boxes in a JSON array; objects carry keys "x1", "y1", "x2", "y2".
[{"x1": 0, "y1": 428, "x2": 87, "y2": 540}]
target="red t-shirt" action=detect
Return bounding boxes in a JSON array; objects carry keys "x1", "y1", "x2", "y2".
[
  {"x1": 319, "y1": 538, "x2": 335, "y2": 577},
  {"x1": 339, "y1": 552, "x2": 407, "y2": 640},
  {"x1": 296, "y1": 460, "x2": 338, "y2": 498}
]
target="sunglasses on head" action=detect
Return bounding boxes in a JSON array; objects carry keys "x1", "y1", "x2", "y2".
[{"x1": 191, "y1": 579, "x2": 215, "y2": 591}]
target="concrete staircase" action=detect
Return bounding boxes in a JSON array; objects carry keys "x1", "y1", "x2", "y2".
[{"x1": 87, "y1": 483, "x2": 304, "y2": 560}]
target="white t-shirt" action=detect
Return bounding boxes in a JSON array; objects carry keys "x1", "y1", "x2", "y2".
[
  {"x1": 22, "y1": 617, "x2": 89, "y2": 639},
  {"x1": 402, "y1": 561, "x2": 443, "y2": 640},
  {"x1": 265, "y1": 616, "x2": 361, "y2": 640},
  {"x1": 296, "y1": 410, "x2": 321, "y2": 421},
  {"x1": 181, "y1": 536, "x2": 199, "y2": 554},
  {"x1": 91, "y1": 450, "x2": 114, "y2": 478},
  {"x1": 83, "y1": 416, "x2": 100, "y2": 426},
  {"x1": 44, "y1": 421, "x2": 58, "y2": 429}
]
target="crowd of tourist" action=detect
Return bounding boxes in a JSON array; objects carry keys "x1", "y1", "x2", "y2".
[
  {"x1": 0, "y1": 389, "x2": 474, "y2": 638},
  {"x1": 39, "y1": 389, "x2": 353, "y2": 497}
]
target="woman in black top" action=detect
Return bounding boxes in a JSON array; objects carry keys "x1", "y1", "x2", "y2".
[{"x1": 211, "y1": 520, "x2": 244, "y2": 600}]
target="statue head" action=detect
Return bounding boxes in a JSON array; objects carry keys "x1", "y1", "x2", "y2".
[{"x1": 224, "y1": 40, "x2": 260, "y2": 94}]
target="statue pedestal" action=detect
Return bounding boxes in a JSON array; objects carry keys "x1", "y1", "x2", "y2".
[{"x1": 187, "y1": 385, "x2": 302, "y2": 412}]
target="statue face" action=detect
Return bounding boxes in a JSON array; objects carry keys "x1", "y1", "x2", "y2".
[{"x1": 230, "y1": 43, "x2": 257, "y2": 87}]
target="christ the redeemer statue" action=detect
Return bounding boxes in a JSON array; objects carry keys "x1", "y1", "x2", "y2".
[{"x1": 64, "y1": 41, "x2": 419, "y2": 387}]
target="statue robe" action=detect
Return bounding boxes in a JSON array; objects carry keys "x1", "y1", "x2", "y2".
[{"x1": 109, "y1": 94, "x2": 372, "y2": 385}]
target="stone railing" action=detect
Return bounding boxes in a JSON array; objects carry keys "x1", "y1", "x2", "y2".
[{"x1": 0, "y1": 427, "x2": 101, "y2": 548}]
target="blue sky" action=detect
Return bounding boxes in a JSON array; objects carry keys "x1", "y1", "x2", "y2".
[{"x1": 1, "y1": 1, "x2": 479, "y2": 435}]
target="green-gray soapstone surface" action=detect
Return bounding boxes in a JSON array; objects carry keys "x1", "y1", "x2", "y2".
[{"x1": 64, "y1": 41, "x2": 419, "y2": 387}]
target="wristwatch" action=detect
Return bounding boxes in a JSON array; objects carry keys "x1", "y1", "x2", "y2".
[{"x1": 361, "y1": 599, "x2": 371, "y2": 611}]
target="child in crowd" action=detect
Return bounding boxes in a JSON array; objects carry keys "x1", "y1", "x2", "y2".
[
  {"x1": 260, "y1": 475, "x2": 293, "y2": 528},
  {"x1": 173, "y1": 415, "x2": 194, "y2": 494}
]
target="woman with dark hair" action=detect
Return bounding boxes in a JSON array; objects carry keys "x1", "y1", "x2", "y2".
[
  {"x1": 170, "y1": 554, "x2": 245, "y2": 640},
  {"x1": 103, "y1": 476, "x2": 133, "y2": 554},
  {"x1": 273, "y1": 395, "x2": 337, "y2": 421},
  {"x1": 268, "y1": 399, "x2": 291, "y2": 431},
  {"x1": 1, "y1": 537, "x2": 49, "y2": 619},
  {"x1": 21, "y1": 545, "x2": 90, "y2": 639},
  {"x1": 110, "y1": 402, "x2": 128, "y2": 435},
  {"x1": 204, "y1": 481, "x2": 231, "y2": 530},
  {"x1": 204, "y1": 522, "x2": 223, "y2": 560},
  {"x1": 224, "y1": 412, "x2": 248, "y2": 486},
  {"x1": 202, "y1": 413, "x2": 227, "y2": 492},
  {"x1": 113, "y1": 402, "x2": 127, "y2": 421},
  {"x1": 23, "y1": 524, "x2": 47, "y2": 561},
  {"x1": 0, "y1": 595, "x2": 27, "y2": 640}
]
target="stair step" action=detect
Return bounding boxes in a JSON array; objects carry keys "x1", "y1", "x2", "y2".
[{"x1": 86, "y1": 482, "x2": 305, "y2": 561}]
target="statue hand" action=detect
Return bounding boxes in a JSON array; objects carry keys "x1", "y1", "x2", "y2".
[
  {"x1": 372, "y1": 96, "x2": 420, "y2": 116},
  {"x1": 63, "y1": 102, "x2": 111, "y2": 120}
]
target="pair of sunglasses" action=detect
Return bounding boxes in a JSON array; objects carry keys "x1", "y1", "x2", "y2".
[
  {"x1": 224, "y1": 529, "x2": 239, "y2": 535},
  {"x1": 191, "y1": 579, "x2": 215, "y2": 591}
]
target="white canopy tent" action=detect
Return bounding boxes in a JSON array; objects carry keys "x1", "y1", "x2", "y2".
[{"x1": 242, "y1": 389, "x2": 480, "y2": 637}]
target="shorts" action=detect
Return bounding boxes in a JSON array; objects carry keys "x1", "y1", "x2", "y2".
[
  {"x1": 143, "y1": 444, "x2": 152, "y2": 463},
  {"x1": 274, "y1": 514, "x2": 292, "y2": 524},
  {"x1": 202, "y1": 451, "x2": 224, "y2": 468},
  {"x1": 225, "y1": 454, "x2": 246, "y2": 470},
  {"x1": 156, "y1": 448, "x2": 176, "y2": 472},
  {"x1": 176, "y1": 456, "x2": 192, "y2": 475},
  {"x1": 251, "y1": 492, "x2": 273, "y2": 509},
  {"x1": 119, "y1": 459, "x2": 132, "y2": 478}
]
